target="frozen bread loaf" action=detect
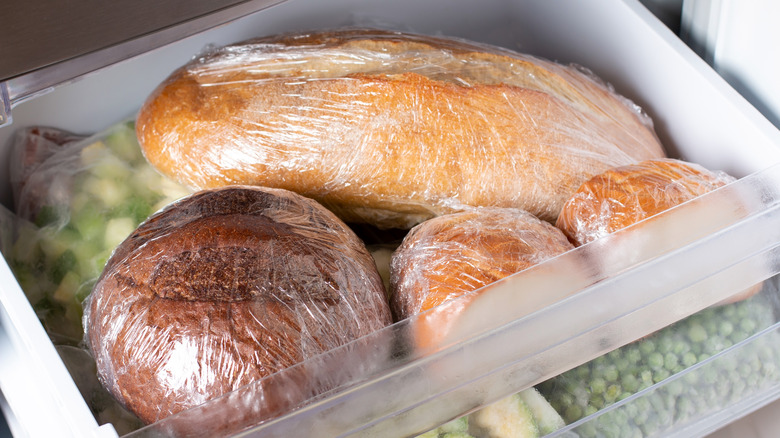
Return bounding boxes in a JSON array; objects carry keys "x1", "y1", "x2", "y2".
[
  {"x1": 83, "y1": 186, "x2": 392, "y2": 424},
  {"x1": 390, "y1": 207, "x2": 574, "y2": 349},
  {"x1": 556, "y1": 158, "x2": 758, "y2": 304},
  {"x1": 556, "y1": 158, "x2": 736, "y2": 246},
  {"x1": 136, "y1": 28, "x2": 666, "y2": 229}
]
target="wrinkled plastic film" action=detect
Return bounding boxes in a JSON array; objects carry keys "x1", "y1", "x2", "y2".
[
  {"x1": 557, "y1": 158, "x2": 737, "y2": 246},
  {"x1": 8, "y1": 127, "x2": 86, "y2": 214},
  {"x1": 136, "y1": 29, "x2": 667, "y2": 229},
  {"x1": 5, "y1": 121, "x2": 192, "y2": 344},
  {"x1": 83, "y1": 186, "x2": 393, "y2": 424},
  {"x1": 389, "y1": 207, "x2": 575, "y2": 351}
]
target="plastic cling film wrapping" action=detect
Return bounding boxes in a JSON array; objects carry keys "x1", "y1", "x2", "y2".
[
  {"x1": 556, "y1": 158, "x2": 737, "y2": 246},
  {"x1": 389, "y1": 207, "x2": 575, "y2": 350},
  {"x1": 136, "y1": 28, "x2": 667, "y2": 229},
  {"x1": 554, "y1": 158, "x2": 764, "y2": 305},
  {"x1": 5, "y1": 121, "x2": 192, "y2": 344},
  {"x1": 83, "y1": 186, "x2": 393, "y2": 425}
]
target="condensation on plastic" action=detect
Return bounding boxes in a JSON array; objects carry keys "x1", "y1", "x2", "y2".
[
  {"x1": 135, "y1": 28, "x2": 668, "y2": 229},
  {"x1": 556, "y1": 158, "x2": 737, "y2": 246},
  {"x1": 4, "y1": 121, "x2": 192, "y2": 344},
  {"x1": 82, "y1": 186, "x2": 394, "y2": 426},
  {"x1": 389, "y1": 207, "x2": 575, "y2": 349}
]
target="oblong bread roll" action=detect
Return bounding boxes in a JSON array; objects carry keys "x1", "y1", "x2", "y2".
[{"x1": 390, "y1": 208, "x2": 575, "y2": 349}]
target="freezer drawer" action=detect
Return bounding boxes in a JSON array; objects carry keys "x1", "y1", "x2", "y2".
[{"x1": 1, "y1": 0, "x2": 780, "y2": 437}]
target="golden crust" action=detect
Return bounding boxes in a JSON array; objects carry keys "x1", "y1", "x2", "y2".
[
  {"x1": 555, "y1": 158, "x2": 736, "y2": 246},
  {"x1": 389, "y1": 208, "x2": 574, "y2": 348},
  {"x1": 137, "y1": 28, "x2": 666, "y2": 228}
]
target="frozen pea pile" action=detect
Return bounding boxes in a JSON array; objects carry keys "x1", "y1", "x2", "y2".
[{"x1": 537, "y1": 291, "x2": 780, "y2": 437}]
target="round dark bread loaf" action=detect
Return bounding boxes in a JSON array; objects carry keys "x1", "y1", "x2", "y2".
[{"x1": 83, "y1": 186, "x2": 392, "y2": 424}]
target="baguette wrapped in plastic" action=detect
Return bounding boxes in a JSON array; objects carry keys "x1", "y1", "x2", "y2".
[
  {"x1": 137, "y1": 28, "x2": 666, "y2": 229},
  {"x1": 83, "y1": 186, "x2": 393, "y2": 424},
  {"x1": 390, "y1": 207, "x2": 574, "y2": 349}
]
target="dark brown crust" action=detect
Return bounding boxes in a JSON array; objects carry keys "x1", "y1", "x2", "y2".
[{"x1": 85, "y1": 186, "x2": 392, "y2": 424}]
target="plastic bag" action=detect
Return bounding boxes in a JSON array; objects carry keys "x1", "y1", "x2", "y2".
[
  {"x1": 136, "y1": 28, "x2": 667, "y2": 229},
  {"x1": 6, "y1": 120, "x2": 192, "y2": 343}
]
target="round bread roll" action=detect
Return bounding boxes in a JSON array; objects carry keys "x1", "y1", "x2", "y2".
[
  {"x1": 556, "y1": 158, "x2": 760, "y2": 304},
  {"x1": 83, "y1": 186, "x2": 392, "y2": 424},
  {"x1": 556, "y1": 158, "x2": 736, "y2": 246},
  {"x1": 136, "y1": 28, "x2": 666, "y2": 229},
  {"x1": 390, "y1": 208, "x2": 574, "y2": 349}
]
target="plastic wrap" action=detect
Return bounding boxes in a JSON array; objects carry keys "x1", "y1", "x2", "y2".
[
  {"x1": 4, "y1": 121, "x2": 192, "y2": 343},
  {"x1": 389, "y1": 207, "x2": 575, "y2": 350},
  {"x1": 556, "y1": 158, "x2": 737, "y2": 246},
  {"x1": 83, "y1": 186, "x2": 393, "y2": 425},
  {"x1": 136, "y1": 28, "x2": 667, "y2": 230},
  {"x1": 554, "y1": 158, "x2": 764, "y2": 305}
]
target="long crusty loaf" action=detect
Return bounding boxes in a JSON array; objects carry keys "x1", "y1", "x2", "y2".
[{"x1": 137, "y1": 29, "x2": 666, "y2": 229}]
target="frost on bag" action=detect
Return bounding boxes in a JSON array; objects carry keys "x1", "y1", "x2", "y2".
[
  {"x1": 83, "y1": 186, "x2": 393, "y2": 425},
  {"x1": 6, "y1": 121, "x2": 192, "y2": 344},
  {"x1": 137, "y1": 28, "x2": 667, "y2": 230}
]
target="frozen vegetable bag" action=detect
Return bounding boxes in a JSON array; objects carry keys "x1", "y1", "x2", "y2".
[{"x1": 6, "y1": 121, "x2": 192, "y2": 343}]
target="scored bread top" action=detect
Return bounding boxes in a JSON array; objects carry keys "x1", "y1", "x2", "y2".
[
  {"x1": 84, "y1": 186, "x2": 392, "y2": 424},
  {"x1": 137, "y1": 28, "x2": 666, "y2": 228}
]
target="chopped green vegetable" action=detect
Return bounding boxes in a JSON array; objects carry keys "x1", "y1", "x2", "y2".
[
  {"x1": 6, "y1": 120, "x2": 192, "y2": 344},
  {"x1": 518, "y1": 388, "x2": 565, "y2": 435},
  {"x1": 104, "y1": 122, "x2": 144, "y2": 164},
  {"x1": 104, "y1": 217, "x2": 136, "y2": 249},
  {"x1": 418, "y1": 417, "x2": 472, "y2": 438},
  {"x1": 34, "y1": 204, "x2": 65, "y2": 228}
]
